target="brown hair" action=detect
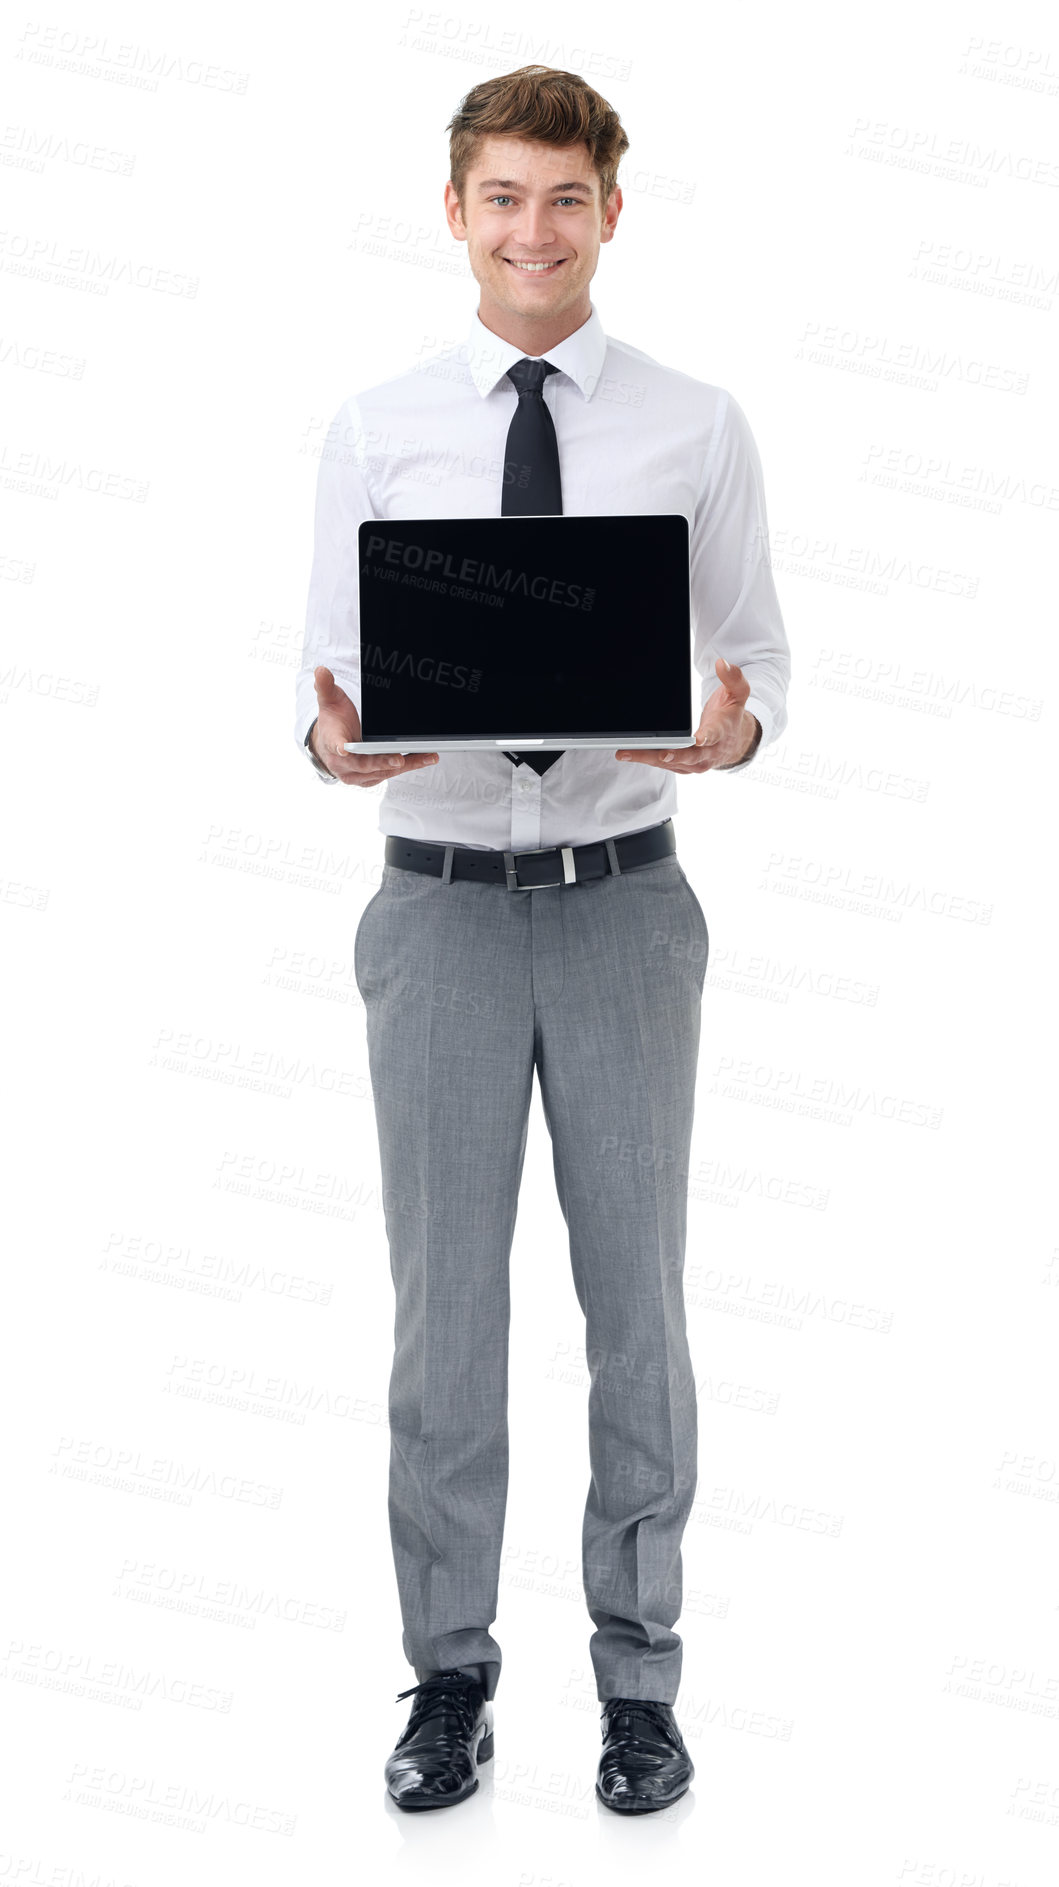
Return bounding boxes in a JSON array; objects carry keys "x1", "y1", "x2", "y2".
[{"x1": 446, "y1": 65, "x2": 629, "y2": 219}]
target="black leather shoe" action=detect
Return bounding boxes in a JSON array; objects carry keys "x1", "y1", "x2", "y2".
[
  {"x1": 384, "y1": 1669, "x2": 494, "y2": 1811},
  {"x1": 596, "y1": 1696, "x2": 694, "y2": 1814}
]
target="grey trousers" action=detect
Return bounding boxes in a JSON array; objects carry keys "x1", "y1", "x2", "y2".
[{"x1": 353, "y1": 832, "x2": 709, "y2": 1704}]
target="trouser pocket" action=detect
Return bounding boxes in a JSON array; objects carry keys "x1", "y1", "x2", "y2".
[
  {"x1": 354, "y1": 870, "x2": 390, "y2": 1000},
  {"x1": 676, "y1": 866, "x2": 709, "y2": 973}
]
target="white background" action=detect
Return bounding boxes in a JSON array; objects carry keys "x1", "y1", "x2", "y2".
[{"x1": 2, "y1": 0, "x2": 1056, "y2": 1879}]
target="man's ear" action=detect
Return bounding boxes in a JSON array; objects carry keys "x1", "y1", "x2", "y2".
[
  {"x1": 599, "y1": 185, "x2": 622, "y2": 245},
  {"x1": 443, "y1": 181, "x2": 466, "y2": 240}
]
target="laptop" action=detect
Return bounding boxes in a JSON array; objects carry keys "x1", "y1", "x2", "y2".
[{"x1": 343, "y1": 514, "x2": 695, "y2": 753}]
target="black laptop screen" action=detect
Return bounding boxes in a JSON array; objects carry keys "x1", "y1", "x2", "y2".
[{"x1": 357, "y1": 514, "x2": 692, "y2": 742}]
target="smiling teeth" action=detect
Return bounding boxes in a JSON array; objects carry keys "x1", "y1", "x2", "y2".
[{"x1": 509, "y1": 260, "x2": 560, "y2": 271}]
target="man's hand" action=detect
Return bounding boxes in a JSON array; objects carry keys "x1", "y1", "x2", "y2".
[
  {"x1": 310, "y1": 665, "x2": 439, "y2": 785},
  {"x1": 616, "y1": 655, "x2": 760, "y2": 773}
]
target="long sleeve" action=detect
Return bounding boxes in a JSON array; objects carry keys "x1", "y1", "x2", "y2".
[
  {"x1": 689, "y1": 390, "x2": 791, "y2": 774},
  {"x1": 294, "y1": 396, "x2": 377, "y2": 772}
]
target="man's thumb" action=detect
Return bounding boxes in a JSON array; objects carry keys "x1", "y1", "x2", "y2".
[{"x1": 314, "y1": 664, "x2": 347, "y2": 708}]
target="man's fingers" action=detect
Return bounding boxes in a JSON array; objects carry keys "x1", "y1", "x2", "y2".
[
  {"x1": 616, "y1": 740, "x2": 698, "y2": 758},
  {"x1": 336, "y1": 749, "x2": 436, "y2": 770},
  {"x1": 615, "y1": 741, "x2": 731, "y2": 771},
  {"x1": 333, "y1": 753, "x2": 439, "y2": 785}
]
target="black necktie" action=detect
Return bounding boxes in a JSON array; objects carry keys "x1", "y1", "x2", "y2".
[{"x1": 502, "y1": 356, "x2": 563, "y2": 776}]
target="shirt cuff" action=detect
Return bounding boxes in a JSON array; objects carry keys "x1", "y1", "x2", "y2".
[{"x1": 303, "y1": 719, "x2": 337, "y2": 782}]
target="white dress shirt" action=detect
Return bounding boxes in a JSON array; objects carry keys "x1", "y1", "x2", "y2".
[{"x1": 295, "y1": 301, "x2": 790, "y2": 851}]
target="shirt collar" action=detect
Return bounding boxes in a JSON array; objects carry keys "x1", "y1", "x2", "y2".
[{"x1": 466, "y1": 301, "x2": 606, "y2": 402}]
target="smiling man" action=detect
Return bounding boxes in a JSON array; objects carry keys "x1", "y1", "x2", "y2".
[{"x1": 296, "y1": 64, "x2": 791, "y2": 1818}]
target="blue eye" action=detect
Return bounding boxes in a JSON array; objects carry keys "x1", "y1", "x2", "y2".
[{"x1": 488, "y1": 196, "x2": 582, "y2": 207}]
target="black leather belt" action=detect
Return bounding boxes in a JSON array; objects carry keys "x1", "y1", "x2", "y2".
[{"x1": 384, "y1": 819, "x2": 677, "y2": 890}]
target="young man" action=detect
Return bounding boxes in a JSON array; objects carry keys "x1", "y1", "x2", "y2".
[{"x1": 296, "y1": 64, "x2": 790, "y2": 1815}]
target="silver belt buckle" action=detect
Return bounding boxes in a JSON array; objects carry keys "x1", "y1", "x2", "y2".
[{"x1": 503, "y1": 844, "x2": 577, "y2": 890}]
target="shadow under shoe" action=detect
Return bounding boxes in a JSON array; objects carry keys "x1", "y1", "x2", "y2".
[
  {"x1": 384, "y1": 1669, "x2": 494, "y2": 1812},
  {"x1": 596, "y1": 1697, "x2": 694, "y2": 1815}
]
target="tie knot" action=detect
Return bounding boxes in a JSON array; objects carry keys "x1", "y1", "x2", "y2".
[{"x1": 506, "y1": 356, "x2": 558, "y2": 398}]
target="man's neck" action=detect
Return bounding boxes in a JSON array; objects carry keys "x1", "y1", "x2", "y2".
[{"x1": 476, "y1": 298, "x2": 593, "y2": 357}]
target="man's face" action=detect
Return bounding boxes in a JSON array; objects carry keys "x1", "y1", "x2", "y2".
[{"x1": 444, "y1": 134, "x2": 621, "y2": 333}]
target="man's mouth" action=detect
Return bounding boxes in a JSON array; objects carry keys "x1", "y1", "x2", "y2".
[{"x1": 503, "y1": 258, "x2": 566, "y2": 274}]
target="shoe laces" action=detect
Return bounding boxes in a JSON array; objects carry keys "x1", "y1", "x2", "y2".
[{"x1": 395, "y1": 1669, "x2": 481, "y2": 1740}]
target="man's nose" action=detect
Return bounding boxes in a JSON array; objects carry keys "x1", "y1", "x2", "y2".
[{"x1": 511, "y1": 205, "x2": 559, "y2": 247}]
